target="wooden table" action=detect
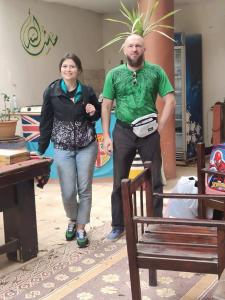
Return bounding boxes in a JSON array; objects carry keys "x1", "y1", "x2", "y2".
[
  {"x1": 0, "y1": 158, "x2": 52, "y2": 262},
  {"x1": 213, "y1": 269, "x2": 225, "y2": 300}
]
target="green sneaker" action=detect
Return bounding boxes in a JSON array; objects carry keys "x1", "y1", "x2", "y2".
[
  {"x1": 76, "y1": 230, "x2": 89, "y2": 248},
  {"x1": 65, "y1": 222, "x2": 76, "y2": 241}
]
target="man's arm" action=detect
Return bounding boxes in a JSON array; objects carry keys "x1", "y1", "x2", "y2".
[
  {"x1": 158, "y1": 92, "x2": 176, "y2": 133},
  {"x1": 101, "y1": 98, "x2": 114, "y2": 154}
]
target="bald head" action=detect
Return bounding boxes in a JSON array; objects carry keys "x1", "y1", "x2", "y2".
[
  {"x1": 123, "y1": 34, "x2": 145, "y2": 48},
  {"x1": 123, "y1": 34, "x2": 145, "y2": 69}
]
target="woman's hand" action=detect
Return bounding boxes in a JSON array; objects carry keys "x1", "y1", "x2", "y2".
[{"x1": 85, "y1": 103, "x2": 96, "y2": 116}]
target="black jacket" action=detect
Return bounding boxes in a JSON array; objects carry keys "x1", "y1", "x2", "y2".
[{"x1": 38, "y1": 79, "x2": 101, "y2": 154}]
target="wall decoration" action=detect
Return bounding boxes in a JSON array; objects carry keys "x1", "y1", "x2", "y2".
[{"x1": 20, "y1": 10, "x2": 58, "y2": 56}]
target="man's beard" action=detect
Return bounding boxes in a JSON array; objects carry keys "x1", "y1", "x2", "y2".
[{"x1": 127, "y1": 54, "x2": 144, "y2": 68}]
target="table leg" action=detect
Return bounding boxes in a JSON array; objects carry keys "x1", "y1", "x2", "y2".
[{"x1": 4, "y1": 179, "x2": 38, "y2": 261}]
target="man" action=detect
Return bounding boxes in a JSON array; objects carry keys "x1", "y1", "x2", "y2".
[{"x1": 102, "y1": 34, "x2": 176, "y2": 241}]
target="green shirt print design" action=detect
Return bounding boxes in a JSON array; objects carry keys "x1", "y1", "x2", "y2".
[{"x1": 103, "y1": 61, "x2": 174, "y2": 124}]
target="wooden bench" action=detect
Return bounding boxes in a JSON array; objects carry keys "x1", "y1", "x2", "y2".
[
  {"x1": 121, "y1": 143, "x2": 225, "y2": 300},
  {"x1": 0, "y1": 158, "x2": 52, "y2": 262}
]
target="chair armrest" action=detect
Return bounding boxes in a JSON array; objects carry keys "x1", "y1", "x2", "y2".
[
  {"x1": 202, "y1": 167, "x2": 225, "y2": 177},
  {"x1": 134, "y1": 216, "x2": 225, "y2": 228},
  {"x1": 154, "y1": 193, "x2": 225, "y2": 201}
]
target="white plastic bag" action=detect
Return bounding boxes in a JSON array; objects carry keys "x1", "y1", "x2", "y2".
[{"x1": 165, "y1": 176, "x2": 198, "y2": 219}]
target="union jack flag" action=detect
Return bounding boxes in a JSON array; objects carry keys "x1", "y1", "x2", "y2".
[{"x1": 21, "y1": 115, "x2": 40, "y2": 142}]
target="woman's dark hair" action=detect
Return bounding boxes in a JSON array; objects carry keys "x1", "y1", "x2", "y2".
[{"x1": 59, "y1": 53, "x2": 83, "y2": 72}]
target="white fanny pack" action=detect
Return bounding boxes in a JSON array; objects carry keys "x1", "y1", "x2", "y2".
[{"x1": 131, "y1": 113, "x2": 158, "y2": 138}]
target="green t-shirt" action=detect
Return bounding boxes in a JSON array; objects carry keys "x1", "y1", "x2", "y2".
[{"x1": 102, "y1": 61, "x2": 174, "y2": 124}]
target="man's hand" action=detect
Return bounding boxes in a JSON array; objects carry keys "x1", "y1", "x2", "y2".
[
  {"x1": 101, "y1": 98, "x2": 114, "y2": 155},
  {"x1": 103, "y1": 136, "x2": 113, "y2": 155}
]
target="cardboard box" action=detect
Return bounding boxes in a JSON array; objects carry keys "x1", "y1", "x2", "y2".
[{"x1": 0, "y1": 149, "x2": 30, "y2": 166}]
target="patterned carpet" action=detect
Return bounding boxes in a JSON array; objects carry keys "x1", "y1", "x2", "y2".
[{"x1": 0, "y1": 224, "x2": 218, "y2": 300}]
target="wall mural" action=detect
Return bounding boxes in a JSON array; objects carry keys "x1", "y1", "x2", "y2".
[{"x1": 20, "y1": 10, "x2": 58, "y2": 56}]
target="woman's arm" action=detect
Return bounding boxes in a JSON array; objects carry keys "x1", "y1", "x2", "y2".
[
  {"x1": 38, "y1": 89, "x2": 54, "y2": 154},
  {"x1": 86, "y1": 86, "x2": 101, "y2": 121}
]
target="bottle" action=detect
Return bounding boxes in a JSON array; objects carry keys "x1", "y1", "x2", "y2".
[{"x1": 10, "y1": 95, "x2": 18, "y2": 112}]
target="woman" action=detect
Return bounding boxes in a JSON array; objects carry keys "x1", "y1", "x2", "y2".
[{"x1": 38, "y1": 53, "x2": 101, "y2": 248}]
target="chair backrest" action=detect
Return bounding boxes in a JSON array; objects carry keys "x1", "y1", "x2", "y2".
[{"x1": 122, "y1": 162, "x2": 153, "y2": 248}]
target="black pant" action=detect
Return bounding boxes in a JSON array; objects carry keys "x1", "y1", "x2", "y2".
[{"x1": 111, "y1": 122, "x2": 163, "y2": 228}]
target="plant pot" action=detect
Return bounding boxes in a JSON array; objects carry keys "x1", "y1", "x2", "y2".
[{"x1": 0, "y1": 120, "x2": 18, "y2": 139}]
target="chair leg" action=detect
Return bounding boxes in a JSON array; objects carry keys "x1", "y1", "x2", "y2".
[
  {"x1": 149, "y1": 269, "x2": 157, "y2": 286},
  {"x1": 129, "y1": 265, "x2": 142, "y2": 300}
]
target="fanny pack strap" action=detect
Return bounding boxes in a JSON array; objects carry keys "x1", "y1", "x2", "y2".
[{"x1": 116, "y1": 119, "x2": 132, "y2": 129}]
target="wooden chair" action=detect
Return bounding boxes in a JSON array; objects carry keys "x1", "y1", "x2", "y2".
[{"x1": 121, "y1": 143, "x2": 225, "y2": 300}]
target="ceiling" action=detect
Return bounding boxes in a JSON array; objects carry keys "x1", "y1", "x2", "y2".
[
  {"x1": 41, "y1": 0, "x2": 201, "y2": 14},
  {"x1": 41, "y1": 0, "x2": 136, "y2": 14}
]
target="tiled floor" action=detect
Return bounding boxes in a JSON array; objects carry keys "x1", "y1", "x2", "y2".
[{"x1": 0, "y1": 164, "x2": 197, "y2": 275}]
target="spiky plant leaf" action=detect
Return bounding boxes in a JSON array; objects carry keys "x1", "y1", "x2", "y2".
[
  {"x1": 144, "y1": 22, "x2": 174, "y2": 36},
  {"x1": 97, "y1": 0, "x2": 181, "y2": 52},
  {"x1": 105, "y1": 18, "x2": 131, "y2": 28},
  {"x1": 152, "y1": 24, "x2": 175, "y2": 30},
  {"x1": 120, "y1": 1, "x2": 134, "y2": 22},
  {"x1": 143, "y1": 0, "x2": 159, "y2": 29},
  {"x1": 97, "y1": 36, "x2": 125, "y2": 52},
  {"x1": 151, "y1": 29, "x2": 176, "y2": 42},
  {"x1": 131, "y1": 14, "x2": 143, "y2": 33},
  {"x1": 115, "y1": 31, "x2": 134, "y2": 37},
  {"x1": 147, "y1": 9, "x2": 181, "y2": 29}
]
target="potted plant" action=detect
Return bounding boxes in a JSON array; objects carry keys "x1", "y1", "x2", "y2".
[{"x1": 0, "y1": 93, "x2": 18, "y2": 139}]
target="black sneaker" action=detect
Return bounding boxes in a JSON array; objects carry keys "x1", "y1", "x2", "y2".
[
  {"x1": 76, "y1": 230, "x2": 89, "y2": 248},
  {"x1": 65, "y1": 222, "x2": 76, "y2": 241}
]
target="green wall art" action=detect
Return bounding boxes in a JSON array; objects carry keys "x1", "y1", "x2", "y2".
[{"x1": 20, "y1": 10, "x2": 58, "y2": 56}]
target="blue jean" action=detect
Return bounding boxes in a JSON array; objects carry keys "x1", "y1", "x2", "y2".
[{"x1": 54, "y1": 141, "x2": 98, "y2": 224}]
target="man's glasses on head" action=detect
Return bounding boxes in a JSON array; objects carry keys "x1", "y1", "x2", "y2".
[{"x1": 132, "y1": 71, "x2": 137, "y2": 85}]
